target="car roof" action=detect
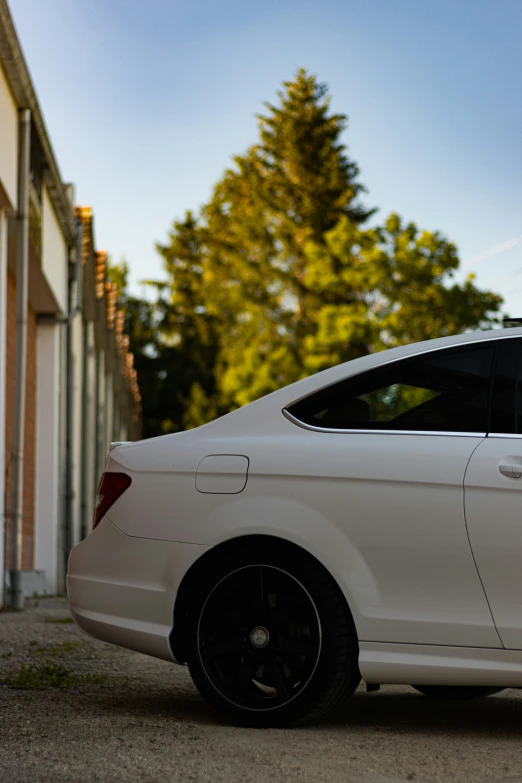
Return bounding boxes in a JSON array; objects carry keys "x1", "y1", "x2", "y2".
[{"x1": 116, "y1": 326, "x2": 522, "y2": 459}]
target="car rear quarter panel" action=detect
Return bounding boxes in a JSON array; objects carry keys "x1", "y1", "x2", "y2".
[{"x1": 106, "y1": 418, "x2": 498, "y2": 649}]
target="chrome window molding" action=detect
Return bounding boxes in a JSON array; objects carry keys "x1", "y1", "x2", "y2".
[
  {"x1": 282, "y1": 408, "x2": 486, "y2": 438},
  {"x1": 488, "y1": 433, "x2": 522, "y2": 439}
]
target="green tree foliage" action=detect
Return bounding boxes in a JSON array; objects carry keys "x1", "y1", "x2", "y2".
[
  {"x1": 128, "y1": 69, "x2": 502, "y2": 435},
  {"x1": 201, "y1": 69, "x2": 375, "y2": 408},
  {"x1": 154, "y1": 212, "x2": 222, "y2": 431},
  {"x1": 299, "y1": 213, "x2": 503, "y2": 375}
]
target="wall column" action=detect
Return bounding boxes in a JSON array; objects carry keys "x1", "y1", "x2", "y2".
[
  {"x1": 105, "y1": 371, "x2": 113, "y2": 454},
  {"x1": 0, "y1": 210, "x2": 7, "y2": 605},
  {"x1": 34, "y1": 322, "x2": 60, "y2": 593},
  {"x1": 94, "y1": 349, "x2": 106, "y2": 488},
  {"x1": 71, "y1": 313, "x2": 83, "y2": 549},
  {"x1": 112, "y1": 396, "x2": 120, "y2": 442}
]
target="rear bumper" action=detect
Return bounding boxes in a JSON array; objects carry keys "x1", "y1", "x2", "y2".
[{"x1": 67, "y1": 518, "x2": 210, "y2": 662}]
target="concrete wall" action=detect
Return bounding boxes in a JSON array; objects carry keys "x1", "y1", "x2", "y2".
[
  {"x1": 0, "y1": 65, "x2": 18, "y2": 209},
  {"x1": 0, "y1": 210, "x2": 7, "y2": 603},
  {"x1": 71, "y1": 311, "x2": 83, "y2": 548},
  {"x1": 112, "y1": 394, "x2": 120, "y2": 442},
  {"x1": 34, "y1": 322, "x2": 61, "y2": 593},
  {"x1": 95, "y1": 348, "x2": 106, "y2": 488},
  {"x1": 41, "y1": 186, "x2": 68, "y2": 313},
  {"x1": 56, "y1": 314, "x2": 67, "y2": 590},
  {"x1": 84, "y1": 320, "x2": 96, "y2": 535},
  {"x1": 5, "y1": 268, "x2": 37, "y2": 571},
  {"x1": 33, "y1": 190, "x2": 69, "y2": 593},
  {"x1": 105, "y1": 371, "x2": 113, "y2": 457}
]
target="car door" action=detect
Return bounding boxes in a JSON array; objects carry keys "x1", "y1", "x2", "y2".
[
  {"x1": 284, "y1": 340, "x2": 501, "y2": 648},
  {"x1": 464, "y1": 336, "x2": 522, "y2": 649}
]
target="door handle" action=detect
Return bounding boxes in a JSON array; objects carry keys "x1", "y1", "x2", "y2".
[{"x1": 499, "y1": 462, "x2": 522, "y2": 479}]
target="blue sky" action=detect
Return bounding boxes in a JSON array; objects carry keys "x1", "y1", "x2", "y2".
[{"x1": 8, "y1": 0, "x2": 522, "y2": 314}]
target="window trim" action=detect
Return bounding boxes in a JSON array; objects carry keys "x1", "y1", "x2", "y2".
[
  {"x1": 282, "y1": 407, "x2": 486, "y2": 437},
  {"x1": 488, "y1": 433, "x2": 522, "y2": 440},
  {"x1": 282, "y1": 333, "x2": 521, "y2": 438}
]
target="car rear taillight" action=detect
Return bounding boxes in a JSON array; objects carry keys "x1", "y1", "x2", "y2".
[{"x1": 93, "y1": 472, "x2": 132, "y2": 529}]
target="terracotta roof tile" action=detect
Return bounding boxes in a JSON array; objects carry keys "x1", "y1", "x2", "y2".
[
  {"x1": 75, "y1": 205, "x2": 141, "y2": 430},
  {"x1": 105, "y1": 282, "x2": 117, "y2": 330},
  {"x1": 95, "y1": 251, "x2": 107, "y2": 300},
  {"x1": 74, "y1": 206, "x2": 93, "y2": 265}
]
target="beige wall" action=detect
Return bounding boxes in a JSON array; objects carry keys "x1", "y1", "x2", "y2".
[
  {"x1": 4, "y1": 268, "x2": 37, "y2": 571},
  {"x1": 0, "y1": 210, "x2": 7, "y2": 603},
  {"x1": 34, "y1": 322, "x2": 61, "y2": 592},
  {"x1": 84, "y1": 321, "x2": 96, "y2": 534},
  {"x1": 96, "y1": 348, "x2": 106, "y2": 486},
  {"x1": 71, "y1": 312, "x2": 83, "y2": 548},
  {"x1": 56, "y1": 313, "x2": 67, "y2": 591},
  {"x1": 42, "y1": 186, "x2": 68, "y2": 313},
  {"x1": 105, "y1": 371, "x2": 113, "y2": 456},
  {"x1": 0, "y1": 65, "x2": 18, "y2": 209}
]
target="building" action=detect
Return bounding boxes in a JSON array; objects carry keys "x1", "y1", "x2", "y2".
[{"x1": 0, "y1": 0, "x2": 141, "y2": 605}]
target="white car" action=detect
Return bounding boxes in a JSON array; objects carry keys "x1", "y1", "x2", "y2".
[{"x1": 68, "y1": 327, "x2": 522, "y2": 726}]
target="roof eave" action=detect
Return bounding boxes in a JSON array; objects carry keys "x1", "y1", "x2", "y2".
[{"x1": 0, "y1": 0, "x2": 76, "y2": 244}]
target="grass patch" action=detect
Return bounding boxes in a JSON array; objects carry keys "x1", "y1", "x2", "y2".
[
  {"x1": 34, "y1": 641, "x2": 86, "y2": 657},
  {"x1": 2, "y1": 662, "x2": 105, "y2": 690},
  {"x1": 44, "y1": 616, "x2": 74, "y2": 624}
]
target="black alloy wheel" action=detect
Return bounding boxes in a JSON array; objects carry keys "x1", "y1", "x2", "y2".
[
  {"x1": 198, "y1": 565, "x2": 321, "y2": 711},
  {"x1": 185, "y1": 543, "x2": 360, "y2": 727}
]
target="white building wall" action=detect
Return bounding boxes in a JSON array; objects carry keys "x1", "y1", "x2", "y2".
[
  {"x1": 0, "y1": 210, "x2": 8, "y2": 605},
  {"x1": 41, "y1": 186, "x2": 68, "y2": 313},
  {"x1": 71, "y1": 312, "x2": 83, "y2": 548},
  {"x1": 83, "y1": 321, "x2": 96, "y2": 535},
  {"x1": 96, "y1": 349, "x2": 106, "y2": 487},
  {"x1": 112, "y1": 395, "x2": 120, "y2": 441},
  {"x1": 36, "y1": 186, "x2": 69, "y2": 592},
  {"x1": 34, "y1": 323, "x2": 61, "y2": 593},
  {"x1": 105, "y1": 371, "x2": 113, "y2": 456},
  {"x1": 56, "y1": 317, "x2": 67, "y2": 591},
  {"x1": 0, "y1": 67, "x2": 18, "y2": 208}
]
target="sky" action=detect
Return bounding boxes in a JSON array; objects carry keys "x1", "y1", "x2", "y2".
[{"x1": 7, "y1": 0, "x2": 522, "y2": 314}]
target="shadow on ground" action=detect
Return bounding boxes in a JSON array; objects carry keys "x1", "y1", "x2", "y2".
[
  {"x1": 326, "y1": 689, "x2": 522, "y2": 736},
  {"x1": 83, "y1": 678, "x2": 522, "y2": 737}
]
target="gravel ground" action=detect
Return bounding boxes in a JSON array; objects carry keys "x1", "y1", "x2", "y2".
[{"x1": 2, "y1": 599, "x2": 522, "y2": 783}]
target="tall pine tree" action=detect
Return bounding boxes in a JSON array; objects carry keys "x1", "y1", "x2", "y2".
[
  {"x1": 132, "y1": 70, "x2": 502, "y2": 432},
  {"x1": 203, "y1": 69, "x2": 373, "y2": 407}
]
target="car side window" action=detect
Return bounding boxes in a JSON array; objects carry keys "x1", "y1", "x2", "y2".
[
  {"x1": 517, "y1": 347, "x2": 522, "y2": 434},
  {"x1": 489, "y1": 339, "x2": 519, "y2": 434},
  {"x1": 287, "y1": 343, "x2": 494, "y2": 433}
]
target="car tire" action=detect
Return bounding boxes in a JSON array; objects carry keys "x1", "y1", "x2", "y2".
[
  {"x1": 412, "y1": 685, "x2": 505, "y2": 700},
  {"x1": 185, "y1": 541, "x2": 360, "y2": 727}
]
